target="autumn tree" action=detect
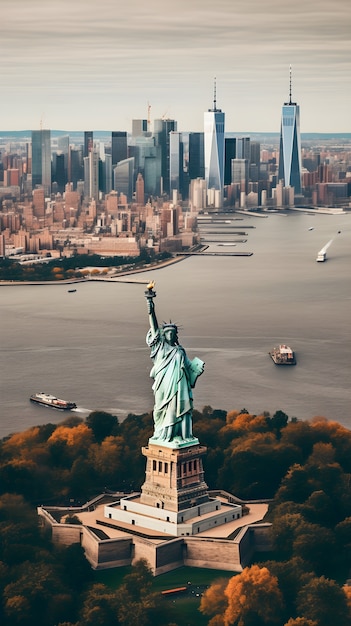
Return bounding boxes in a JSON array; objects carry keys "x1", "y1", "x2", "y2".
[
  {"x1": 201, "y1": 565, "x2": 285, "y2": 626},
  {"x1": 198, "y1": 577, "x2": 229, "y2": 621}
]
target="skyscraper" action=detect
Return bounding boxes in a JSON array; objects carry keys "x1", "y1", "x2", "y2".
[
  {"x1": 153, "y1": 118, "x2": 177, "y2": 195},
  {"x1": 204, "y1": 80, "x2": 225, "y2": 201},
  {"x1": 83, "y1": 147, "x2": 99, "y2": 200},
  {"x1": 84, "y1": 131, "x2": 93, "y2": 158},
  {"x1": 278, "y1": 67, "x2": 302, "y2": 195},
  {"x1": 114, "y1": 157, "x2": 135, "y2": 201},
  {"x1": 169, "y1": 131, "x2": 184, "y2": 197},
  {"x1": 188, "y1": 132, "x2": 204, "y2": 181},
  {"x1": 231, "y1": 158, "x2": 249, "y2": 194},
  {"x1": 236, "y1": 137, "x2": 250, "y2": 161},
  {"x1": 224, "y1": 137, "x2": 236, "y2": 185},
  {"x1": 31, "y1": 129, "x2": 51, "y2": 195},
  {"x1": 111, "y1": 131, "x2": 128, "y2": 168}
]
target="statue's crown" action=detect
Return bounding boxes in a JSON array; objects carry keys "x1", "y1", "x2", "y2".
[{"x1": 162, "y1": 321, "x2": 178, "y2": 331}]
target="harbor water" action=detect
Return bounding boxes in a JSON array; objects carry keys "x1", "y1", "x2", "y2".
[{"x1": 0, "y1": 210, "x2": 350, "y2": 439}]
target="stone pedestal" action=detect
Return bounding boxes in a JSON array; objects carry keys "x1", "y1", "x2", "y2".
[
  {"x1": 140, "y1": 442, "x2": 210, "y2": 513},
  {"x1": 104, "y1": 441, "x2": 243, "y2": 537}
]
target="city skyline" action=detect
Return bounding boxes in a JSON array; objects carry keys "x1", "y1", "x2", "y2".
[{"x1": 1, "y1": 0, "x2": 351, "y2": 134}]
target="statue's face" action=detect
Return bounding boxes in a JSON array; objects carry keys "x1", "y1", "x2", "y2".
[{"x1": 164, "y1": 327, "x2": 177, "y2": 345}]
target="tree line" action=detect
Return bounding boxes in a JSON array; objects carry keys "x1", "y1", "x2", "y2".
[
  {"x1": 0, "y1": 249, "x2": 171, "y2": 282},
  {"x1": 1, "y1": 406, "x2": 351, "y2": 624}
]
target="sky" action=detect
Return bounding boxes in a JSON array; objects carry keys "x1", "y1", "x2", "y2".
[{"x1": 1, "y1": 0, "x2": 351, "y2": 134}]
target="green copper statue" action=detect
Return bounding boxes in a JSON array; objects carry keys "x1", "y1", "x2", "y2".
[{"x1": 145, "y1": 282, "x2": 205, "y2": 445}]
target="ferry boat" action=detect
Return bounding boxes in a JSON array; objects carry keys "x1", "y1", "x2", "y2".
[
  {"x1": 30, "y1": 392, "x2": 77, "y2": 411},
  {"x1": 269, "y1": 345, "x2": 296, "y2": 366}
]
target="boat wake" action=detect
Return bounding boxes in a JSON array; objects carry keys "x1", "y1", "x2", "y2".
[{"x1": 72, "y1": 407, "x2": 91, "y2": 413}]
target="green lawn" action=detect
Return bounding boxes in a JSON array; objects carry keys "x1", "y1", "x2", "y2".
[
  {"x1": 95, "y1": 566, "x2": 235, "y2": 626},
  {"x1": 96, "y1": 565, "x2": 234, "y2": 591}
]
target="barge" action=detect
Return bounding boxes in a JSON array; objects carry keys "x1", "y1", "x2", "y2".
[
  {"x1": 30, "y1": 392, "x2": 77, "y2": 411},
  {"x1": 269, "y1": 345, "x2": 296, "y2": 366}
]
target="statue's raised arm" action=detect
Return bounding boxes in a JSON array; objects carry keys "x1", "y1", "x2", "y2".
[
  {"x1": 145, "y1": 280, "x2": 158, "y2": 336},
  {"x1": 144, "y1": 283, "x2": 204, "y2": 448}
]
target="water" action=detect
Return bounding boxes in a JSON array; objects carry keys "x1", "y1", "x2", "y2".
[{"x1": 0, "y1": 211, "x2": 350, "y2": 439}]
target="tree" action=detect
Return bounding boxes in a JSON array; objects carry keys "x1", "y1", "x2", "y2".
[
  {"x1": 284, "y1": 617, "x2": 318, "y2": 626},
  {"x1": 201, "y1": 565, "x2": 285, "y2": 626},
  {"x1": 292, "y1": 524, "x2": 336, "y2": 576},
  {"x1": 261, "y1": 557, "x2": 313, "y2": 619},
  {"x1": 275, "y1": 464, "x2": 312, "y2": 504},
  {"x1": 3, "y1": 562, "x2": 72, "y2": 626},
  {"x1": 267, "y1": 410, "x2": 289, "y2": 435},
  {"x1": 200, "y1": 577, "x2": 229, "y2": 620},
  {"x1": 79, "y1": 583, "x2": 119, "y2": 626},
  {"x1": 57, "y1": 543, "x2": 94, "y2": 593},
  {"x1": 85, "y1": 411, "x2": 119, "y2": 443},
  {"x1": 115, "y1": 559, "x2": 159, "y2": 626},
  {"x1": 297, "y1": 576, "x2": 350, "y2": 626}
]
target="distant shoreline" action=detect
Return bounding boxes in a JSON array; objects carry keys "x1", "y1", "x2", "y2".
[{"x1": 0, "y1": 255, "x2": 187, "y2": 286}]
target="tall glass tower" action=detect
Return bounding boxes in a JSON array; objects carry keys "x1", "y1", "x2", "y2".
[
  {"x1": 278, "y1": 67, "x2": 302, "y2": 195},
  {"x1": 153, "y1": 118, "x2": 177, "y2": 195},
  {"x1": 31, "y1": 129, "x2": 51, "y2": 195},
  {"x1": 204, "y1": 80, "x2": 225, "y2": 198}
]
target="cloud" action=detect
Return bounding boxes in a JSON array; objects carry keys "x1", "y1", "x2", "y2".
[{"x1": 1, "y1": 0, "x2": 350, "y2": 131}]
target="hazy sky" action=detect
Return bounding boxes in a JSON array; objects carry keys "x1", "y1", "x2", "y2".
[{"x1": 1, "y1": 0, "x2": 351, "y2": 133}]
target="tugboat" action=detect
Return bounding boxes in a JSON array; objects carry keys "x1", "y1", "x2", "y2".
[
  {"x1": 269, "y1": 345, "x2": 296, "y2": 366},
  {"x1": 30, "y1": 392, "x2": 77, "y2": 411}
]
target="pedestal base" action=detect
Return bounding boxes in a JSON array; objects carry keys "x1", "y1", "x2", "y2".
[
  {"x1": 104, "y1": 442, "x2": 243, "y2": 536},
  {"x1": 140, "y1": 442, "x2": 209, "y2": 512}
]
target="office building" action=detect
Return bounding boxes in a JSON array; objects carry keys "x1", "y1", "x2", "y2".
[
  {"x1": 204, "y1": 80, "x2": 225, "y2": 201},
  {"x1": 231, "y1": 159, "x2": 249, "y2": 194},
  {"x1": 153, "y1": 118, "x2": 177, "y2": 195},
  {"x1": 236, "y1": 137, "x2": 250, "y2": 161},
  {"x1": 169, "y1": 132, "x2": 184, "y2": 197},
  {"x1": 250, "y1": 141, "x2": 261, "y2": 168},
  {"x1": 31, "y1": 129, "x2": 51, "y2": 195},
  {"x1": 111, "y1": 132, "x2": 128, "y2": 168},
  {"x1": 224, "y1": 137, "x2": 236, "y2": 185},
  {"x1": 83, "y1": 148, "x2": 99, "y2": 200},
  {"x1": 69, "y1": 147, "x2": 83, "y2": 189},
  {"x1": 84, "y1": 131, "x2": 93, "y2": 158},
  {"x1": 132, "y1": 119, "x2": 149, "y2": 137},
  {"x1": 278, "y1": 67, "x2": 302, "y2": 194},
  {"x1": 135, "y1": 173, "x2": 145, "y2": 204},
  {"x1": 114, "y1": 157, "x2": 135, "y2": 202},
  {"x1": 57, "y1": 135, "x2": 69, "y2": 188},
  {"x1": 52, "y1": 153, "x2": 66, "y2": 193},
  {"x1": 188, "y1": 132, "x2": 205, "y2": 181}
]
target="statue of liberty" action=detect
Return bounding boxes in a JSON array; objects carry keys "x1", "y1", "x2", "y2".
[{"x1": 145, "y1": 282, "x2": 205, "y2": 445}]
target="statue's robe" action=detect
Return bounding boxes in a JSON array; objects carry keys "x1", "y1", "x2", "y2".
[{"x1": 146, "y1": 328, "x2": 195, "y2": 440}]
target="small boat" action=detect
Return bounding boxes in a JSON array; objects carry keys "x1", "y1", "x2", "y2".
[
  {"x1": 316, "y1": 238, "x2": 333, "y2": 262},
  {"x1": 269, "y1": 345, "x2": 296, "y2": 366},
  {"x1": 68, "y1": 288, "x2": 77, "y2": 293},
  {"x1": 30, "y1": 392, "x2": 77, "y2": 411}
]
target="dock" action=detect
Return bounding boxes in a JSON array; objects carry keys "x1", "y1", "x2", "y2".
[{"x1": 175, "y1": 251, "x2": 253, "y2": 257}]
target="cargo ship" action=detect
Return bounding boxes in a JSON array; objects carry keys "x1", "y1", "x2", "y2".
[
  {"x1": 30, "y1": 392, "x2": 77, "y2": 411},
  {"x1": 269, "y1": 345, "x2": 296, "y2": 365}
]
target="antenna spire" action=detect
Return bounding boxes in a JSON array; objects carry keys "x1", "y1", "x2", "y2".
[
  {"x1": 284, "y1": 65, "x2": 296, "y2": 106},
  {"x1": 208, "y1": 77, "x2": 221, "y2": 112}
]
